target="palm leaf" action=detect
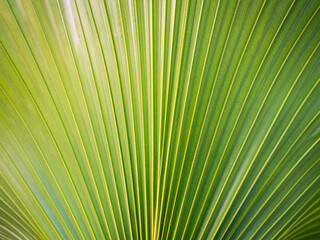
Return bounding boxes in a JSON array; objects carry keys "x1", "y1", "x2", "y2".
[{"x1": 0, "y1": 0, "x2": 319, "y2": 239}]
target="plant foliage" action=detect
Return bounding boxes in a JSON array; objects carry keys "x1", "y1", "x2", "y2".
[{"x1": 0, "y1": 0, "x2": 320, "y2": 239}]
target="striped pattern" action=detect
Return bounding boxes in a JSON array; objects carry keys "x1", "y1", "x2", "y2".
[{"x1": 0, "y1": 0, "x2": 319, "y2": 239}]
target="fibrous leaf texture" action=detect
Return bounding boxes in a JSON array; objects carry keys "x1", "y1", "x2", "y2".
[{"x1": 0, "y1": 0, "x2": 319, "y2": 239}]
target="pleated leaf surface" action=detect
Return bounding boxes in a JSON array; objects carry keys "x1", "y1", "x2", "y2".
[{"x1": 0, "y1": 0, "x2": 319, "y2": 239}]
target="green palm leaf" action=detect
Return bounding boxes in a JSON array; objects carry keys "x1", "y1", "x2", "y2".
[{"x1": 0, "y1": 0, "x2": 319, "y2": 239}]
